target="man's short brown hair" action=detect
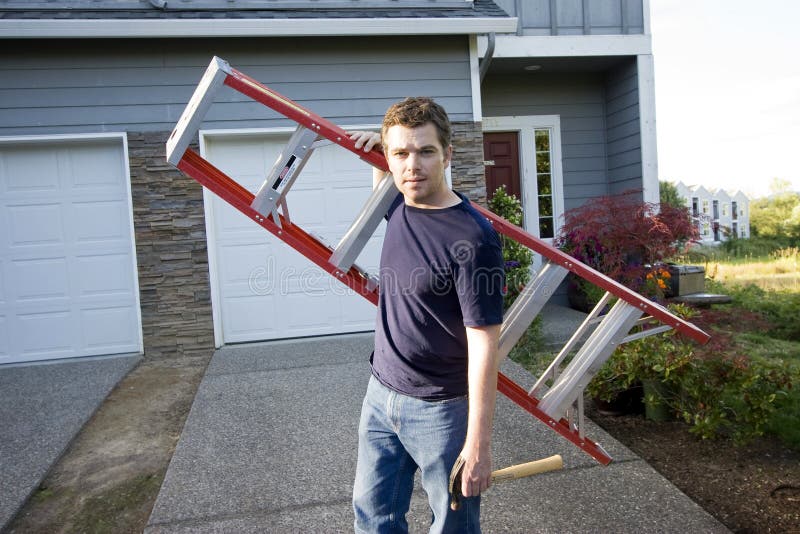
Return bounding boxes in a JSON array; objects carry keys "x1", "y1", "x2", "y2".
[{"x1": 381, "y1": 97, "x2": 452, "y2": 151}]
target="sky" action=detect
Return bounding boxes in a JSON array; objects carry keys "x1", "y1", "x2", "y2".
[{"x1": 649, "y1": 0, "x2": 800, "y2": 198}]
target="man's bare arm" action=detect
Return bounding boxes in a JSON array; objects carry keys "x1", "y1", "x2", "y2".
[{"x1": 460, "y1": 323, "x2": 501, "y2": 498}]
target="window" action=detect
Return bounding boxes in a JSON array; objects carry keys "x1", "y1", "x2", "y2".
[
  {"x1": 691, "y1": 197, "x2": 699, "y2": 217},
  {"x1": 702, "y1": 200, "x2": 710, "y2": 215},
  {"x1": 732, "y1": 201, "x2": 738, "y2": 220},
  {"x1": 722, "y1": 204, "x2": 728, "y2": 217},
  {"x1": 534, "y1": 129, "x2": 555, "y2": 239},
  {"x1": 712, "y1": 200, "x2": 719, "y2": 220}
]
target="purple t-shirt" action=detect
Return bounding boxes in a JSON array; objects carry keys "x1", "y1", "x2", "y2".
[{"x1": 371, "y1": 193, "x2": 505, "y2": 400}]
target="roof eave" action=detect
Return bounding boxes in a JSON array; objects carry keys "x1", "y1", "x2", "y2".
[{"x1": 0, "y1": 17, "x2": 518, "y2": 38}]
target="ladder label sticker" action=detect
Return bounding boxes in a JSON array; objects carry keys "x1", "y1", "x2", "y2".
[{"x1": 272, "y1": 154, "x2": 298, "y2": 192}]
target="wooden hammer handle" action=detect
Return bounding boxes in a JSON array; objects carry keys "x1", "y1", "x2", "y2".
[{"x1": 490, "y1": 454, "x2": 563, "y2": 483}]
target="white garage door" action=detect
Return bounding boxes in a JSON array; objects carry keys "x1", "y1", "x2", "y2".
[
  {"x1": 203, "y1": 131, "x2": 384, "y2": 344},
  {"x1": 0, "y1": 135, "x2": 142, "y2": 364}
]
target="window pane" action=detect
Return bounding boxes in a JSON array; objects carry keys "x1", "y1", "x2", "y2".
[
  {"x1": 536, "y1": 156, "x2": 550, "y2": 173},
  {"x1": 539, "y1": 217, "x2": 554, "y2": 239},
  {"x1": 535, "y1": 129, "x2": 550, "y2": 152},
  {"x1": 537, "y1": 173, "x2": 552, "y2": 195},
  {"x1": 538, "y1": 196, "x2": 553, "y2": 216}
]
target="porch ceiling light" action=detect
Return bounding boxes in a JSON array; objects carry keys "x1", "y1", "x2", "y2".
[{"x1": 523, "y1": 64, "x2": 542, "y2": 71}]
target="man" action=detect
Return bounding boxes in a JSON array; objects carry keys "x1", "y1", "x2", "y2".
[{"x1": 349, "y1": 97, "x2": 505, "y2": 533}]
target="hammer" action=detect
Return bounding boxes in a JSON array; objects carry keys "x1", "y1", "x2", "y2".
[{"x1": 448, "y1": 454, "x2": 564, "y2": 510}]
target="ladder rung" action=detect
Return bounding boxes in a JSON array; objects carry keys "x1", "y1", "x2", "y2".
[
  {"x1": 329, "y1": 173, "x2": 397, "y2": 271},
  {"x1": 251, "y1": 125, "x2": 319, "y2": 227},
  {"x1": 537, "y1": 299, "x2": 644, "y2": 419},
  {"x1": 166, "y1": 56, "x2": 230, "y2": 166},
  {"x1": 529, "y1": 291, "x2": 613, "y2": 396},
  {"x1": 498, "y1": 261, "x2": 569, "y2": 360},
  {"x1": 622, "y1": 324, "x2": 672, "y2": 344}
]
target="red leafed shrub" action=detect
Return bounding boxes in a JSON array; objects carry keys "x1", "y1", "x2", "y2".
[{"x1": 556, "y1": 190, "x2": 699, "y2": 298}]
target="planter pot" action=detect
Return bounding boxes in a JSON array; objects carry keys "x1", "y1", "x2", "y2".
[
  {"x1": 592, "y1": 385, "x2": 644, "y2": 416},
  {"x1": 642, "y1": 379, "x2": 672, "y2": 422}
]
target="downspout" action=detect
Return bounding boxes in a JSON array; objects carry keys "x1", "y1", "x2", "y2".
[{"x1": 478, "y1": 32, "x2": 495, "y2": 83}]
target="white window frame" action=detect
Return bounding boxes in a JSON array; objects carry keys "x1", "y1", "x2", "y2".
[{"x1": 482, "y1": 115, "x2": 565, "y2": 244}]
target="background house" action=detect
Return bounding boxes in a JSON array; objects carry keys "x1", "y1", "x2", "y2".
[
  {"x1": 674, "y1": 181, "x2": 751, "y2": 244},
  {"x1": 0, "y1": 0, "x2": 659, "y2": 365}
]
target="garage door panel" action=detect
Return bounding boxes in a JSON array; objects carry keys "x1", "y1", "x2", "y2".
[
  {"x1": 72, "y1": 200, "x2": 129, "y2": 242},
  {"x1": 17, "y1": 310, "x2": 75, "y2": 357},
  {"x1": 81, "y1": 306, "x2": 139, "y2": 349},
  {"x1": 68, "y1": 144, "x2": 124, "y2": 188},
  {"x1": 7, "y1": 203, "x2": 64, "y2": 247},
  {"x1": 1, "y1": 147, "x2": 60, "y2": 193},
  {"x1": 285, "y1": 187, "x2": 327, "y2": 228},
  {"x1": 207, "y1": 133, "x2": 382, "y2": 343},
  {"x1": 11, "y1": 257, "x2": 69, "y2": 301},
  {"x1": 223, "y1": 295, "x2": 278, "y2": 341},
  {"x1": 0, "y1": 137, "x2": 141, "y2": 364},
  {"x1": 75, "y1": 254, "x2": 135, "y2": 297},
  {"x1": 284, "y1": 292, "x2": 336, "y2": 333}
]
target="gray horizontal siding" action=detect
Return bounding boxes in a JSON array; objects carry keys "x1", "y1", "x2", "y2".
[
  {"x1": 603, "y1": 58, "x2": 641, "y2": 195},
  {"x1": 481, "y1": 71, "x2": 609, "y2": 210},
  {"x1": 0, "y1": 36, "x2": 473, "y2": 136},
  {"x1": 492, "y1": 0, "x2": 644, "y2": 36}
]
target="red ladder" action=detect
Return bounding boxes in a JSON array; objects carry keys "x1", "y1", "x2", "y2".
[{"x1": 167, "y1": 57, "x2": 710, "y2": 465}]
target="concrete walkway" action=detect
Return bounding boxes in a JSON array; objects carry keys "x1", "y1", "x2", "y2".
[
  {"x1": 0, "y1": 353, "x2": 141, "y2": 530},
  {"x1": 145, "y1": 333, "x2": 728, "y2": 533}
]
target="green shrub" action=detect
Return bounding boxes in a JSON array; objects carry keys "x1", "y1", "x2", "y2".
[
  {"x1": 488, "y1": 186, "x2": 533, "y2": 309},
  {"x1": 587, "y1": 303, "x2": 796, "y2": 443},
  {"x1": 678, "y1": 353, "x2": 794, "y2": 443}
]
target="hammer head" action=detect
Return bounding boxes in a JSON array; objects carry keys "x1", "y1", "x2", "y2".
[{"x1": 448, "y1": 455, "x2": 466, "y2": 511}]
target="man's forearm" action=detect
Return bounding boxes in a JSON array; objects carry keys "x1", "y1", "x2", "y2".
[{"x1": 461, "y1": 324, "x2": 501, "y2": 496}]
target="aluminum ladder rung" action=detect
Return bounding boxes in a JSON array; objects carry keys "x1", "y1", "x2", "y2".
[
  {"x1": 537, "y1": 299, "x2": 644, "y2": 419},
  {"x1": 251, "y1": 125, "x2": 320, "y2": 228},
  {"x1": 529, "y1": 291, "x2": 613, "y2": 397},
  {"x1": 498, "y1": 261, "x2": 569, "y2": 361},
  {"x1": 329, "y1": 173, "x2": 397, "y2": 271},
  {"x1": 166, "y1": 56, "x2": 230, "y2": 166}
]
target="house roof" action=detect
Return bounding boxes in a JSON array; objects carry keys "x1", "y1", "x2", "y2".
[{"x1": 0, "y1": 0, "x2": 517, "y2": 37}]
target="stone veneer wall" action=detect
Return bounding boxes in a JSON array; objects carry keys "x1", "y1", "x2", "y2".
[
  {"x1": 128, "y1": 132, "x2": 214, "y2": 359},
  {"x1": 449, "y1": 121, "x2": 487, "y2": 206}
]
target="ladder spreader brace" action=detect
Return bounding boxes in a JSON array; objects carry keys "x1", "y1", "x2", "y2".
[{"x1": 167, "y1": 57, "x2": 711, "y2": 466}]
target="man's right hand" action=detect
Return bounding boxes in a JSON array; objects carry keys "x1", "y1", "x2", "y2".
[{"x1": 349, "y1": 131, "x2": 382, "y2": 153}]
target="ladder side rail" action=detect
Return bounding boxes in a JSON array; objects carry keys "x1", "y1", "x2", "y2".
[
  {"x1": 498, "y1": 262, "x2": 568, "y2": 360},
  {"x1": 223, "y1": 67, "x2": 391, "y2": 173},
  {"x1": 528, "y1": 291, "x2": 613, "y2": 397},
  {"x1": 177, "y1": 149, "x2": 379, "y2": 305},
  {"x1": 497, "y1": 373, "x2": 612, "y2": 465},
  {"x1": 471, "y1": 203, "x2": 710, "y2": 345},
  {"x1": 166, "y1": 56, "x2": 231, "y2": 166},
  {"x1": 538, "y1": 300, "x2": 644, "y2": 418},
  {"x1": 330, "y1": 174, "x2": 398, "y2": 270}
]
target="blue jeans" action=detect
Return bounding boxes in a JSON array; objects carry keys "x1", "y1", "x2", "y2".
[{"x1": 353, "y1": 376, "x2": 480, "y2": 533}]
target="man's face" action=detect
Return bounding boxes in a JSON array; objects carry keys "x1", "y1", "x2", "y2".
[{"x1": 383, "y1": 123, "x2": 453, "y2": 208}]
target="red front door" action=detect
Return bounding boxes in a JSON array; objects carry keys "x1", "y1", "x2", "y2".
[{"x1": 483, "y1": 131, "x2": 521, "y2": 203}]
